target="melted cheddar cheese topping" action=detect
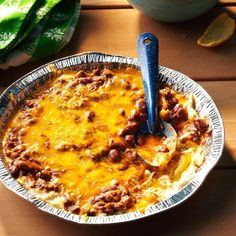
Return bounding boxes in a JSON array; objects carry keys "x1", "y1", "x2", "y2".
[{"x1": 2, "y1": 68, "x2": 211, "y2": 216}]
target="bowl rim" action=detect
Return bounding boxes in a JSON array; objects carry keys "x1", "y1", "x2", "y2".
[{"x1": 0, "y1": 52, "x2": 224, "y2": 224}]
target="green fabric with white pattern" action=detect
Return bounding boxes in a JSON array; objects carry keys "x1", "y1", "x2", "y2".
[{"x1": 0, "y1": 0, "x2": 80, "y2": 69}]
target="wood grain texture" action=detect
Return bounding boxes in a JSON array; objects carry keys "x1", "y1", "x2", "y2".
[
  {"x1": 199, "y1": 81, "x2": 236, "y2": 167},
  {"x1": 81, "y1": 0, "x2": 130, "y2": 9},
  {"x1": 76, "y1": 7, "x2": 236, "y2": 81},
  {"x1": 219, "y1": 0, "x2": 236, "y2": 5},
  {"x1": 0, "y1": 169, "x2": 235, "y2": 236},
  {"x1": 81, "y1": 0, "x2": 128, "y2": 6},
  {"x1": 1, "y1": 7, "x2": 236, "y2": 85},
  {"x1": 81, "y1": 0, "x2": 236, "y2": 8}
]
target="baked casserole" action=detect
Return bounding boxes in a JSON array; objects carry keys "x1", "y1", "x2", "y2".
[{"x1": 1, "y1": 67, "x2": 212, "y2": 216}]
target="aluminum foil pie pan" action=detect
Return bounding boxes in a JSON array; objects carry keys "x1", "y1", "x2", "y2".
[{"x1": 0, "y1": 52, "x2": 224, "y2": 224}]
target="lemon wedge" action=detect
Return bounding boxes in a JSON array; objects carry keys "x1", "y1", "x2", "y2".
[{"x1": 197, "y1": 12, "x2": 235, "y2": 47}]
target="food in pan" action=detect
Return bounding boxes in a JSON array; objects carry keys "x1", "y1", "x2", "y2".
[{"x1": 1, "y1": 67, "x2": 212, "y2": 216}]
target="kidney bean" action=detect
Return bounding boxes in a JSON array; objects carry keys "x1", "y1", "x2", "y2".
[
  {"x1": 165, "y1": 90, "x2": 173, "y2": 100},
  {"x1": 118, "y1": 160, "x2": 129, "y2": 171},
  {"x1": 125, "y1": 149, "x2": 138, "y2": 162},
  {"x1": 176, "y1": 106, "x2": 188, "y2": 121},
  {"x1": 194, "y1": 119, "x2": 209, "y2": 134},
  {"x1": 87, "y1": 208, "x2": 98, "y2": 216},
  {"x1": 36, "y1": 169, "x2": 52, "y2": 181},
  {"x1": 190, "y1": 133, "x2": 201, "y2": 143},
  {"x1": 207, "y1": 130, "x2": 213, "y2": 137},
  {"x1": 45, "y1": 182, "x2": 61, "y2": 192},
  {"x1": 108, "y1": 149, "x2": 121, "y2": 163},
  {"x1": 128, "y1": 110, "x2": 140, "y2": 121},
  {"x1": 118, "y1": 108, "x2": 126, "y2": 116},
  {"x1": 75, "y1": 70, "x2": 87, "y2": 78},
  {"x1": 124, "y1": 135, "x2": 135, "y2": 146},
  {"x1": 108, "y1": 139, "x2": 126, "y2": 151},
  {"x1": 136, "y1": 135, "x2": 145, "y2": 145},
  {"x1": 8, "y1": 165, "x2": 20, "y2": 178},
  {"x1": 67, "y1": 205, "x2": 80, "y2": 214},
  {"x1": 167, "y1": 97, "x2": 179, "y2": 108},
  {"x1": 101, "y1": 69, "x2": 114, "y2": 78},
  {"x1": 92, "y1": 68, "x2": 101, "y2": 76},
  {"x1": 168, "y1": 104, "x2": 188, "y2": 123},
  {"x1": 168, "y1": 111, "x2": 179, "y2": 124},
  {"x1": 118, "y1": 122, "x2": 139, "y2": 136},
  {"x1": 103, "y1": 205, "x2": 114, "y2": 215},
  {"x1": 24, "y1": 99, "x2": 37, "y2": 109},
  {"x1": 6, "y1": 140, "x2": 17, "y2": 149},
  {"x1": 7, "y1": 140, "x2": 18, "y2": 150},
  {"x1": 5, "y1": 150, "x2": 17, "y2": 160},
  {"x1": 64, "y1": 194, "x2": 74, "y2": 209},
  {"x1": 135, "y1": 98, "x2": 146, "y2": 112},
  {"x1": 86, "y1": 111, "x2": 95, "y2": 122}
]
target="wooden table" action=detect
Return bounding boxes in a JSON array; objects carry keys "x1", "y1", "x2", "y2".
[{"x1": 0, "y1": 1, "x2": 236, "y2": 235}]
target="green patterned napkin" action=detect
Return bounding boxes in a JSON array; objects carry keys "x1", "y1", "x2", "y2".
[{"x1": 0, "y1": 0, "x2": 80, "y2": 69}]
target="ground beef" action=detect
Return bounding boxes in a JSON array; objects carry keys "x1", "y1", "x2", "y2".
[{"x1": 87, "y1": 182, "x2": 135, "y2": 215}]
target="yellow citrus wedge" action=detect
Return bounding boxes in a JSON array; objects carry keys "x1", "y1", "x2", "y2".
[{"x1": 197, "y1": 12, "x2": 235, "y2": 47}]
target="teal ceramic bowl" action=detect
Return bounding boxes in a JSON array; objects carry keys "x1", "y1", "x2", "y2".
[{"x1": 128, "y1": 0, "x2": 218, "y2": 22}]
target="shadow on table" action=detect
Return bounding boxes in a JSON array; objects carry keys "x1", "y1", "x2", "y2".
[{"x1": 216, "y1": 146, "x2": 236, "y2": 168}]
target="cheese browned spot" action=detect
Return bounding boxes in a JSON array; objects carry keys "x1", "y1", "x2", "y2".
[{"x1": 1, "y1": 68, "x2": 211, "y2": 216}]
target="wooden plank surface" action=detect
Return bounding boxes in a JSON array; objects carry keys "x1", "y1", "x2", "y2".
[
  {"x1": 81, "y1": 0, "x2": 127, "y2": 6},
  {"x1": 81, "y1": 0, "x2": 130, "y2": 8},
  {"x1": 76, "y1": 7, "x2": 236, "y2": 81},
  {"x1": 219, "y1": 0, "x2": 236, "y2": 4},
  {"x1": 0, "y1": 169, "x2": 235, "y2": 236},
  {"x1": 199, "y1": 81, "x2": 236, "y2": 167},
  {"x1": 81, "y1": 0, "x2": 236, "y2": 8},
  {"x1": 1, "y1": 7, "x2": 236, "y2": 85}
]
